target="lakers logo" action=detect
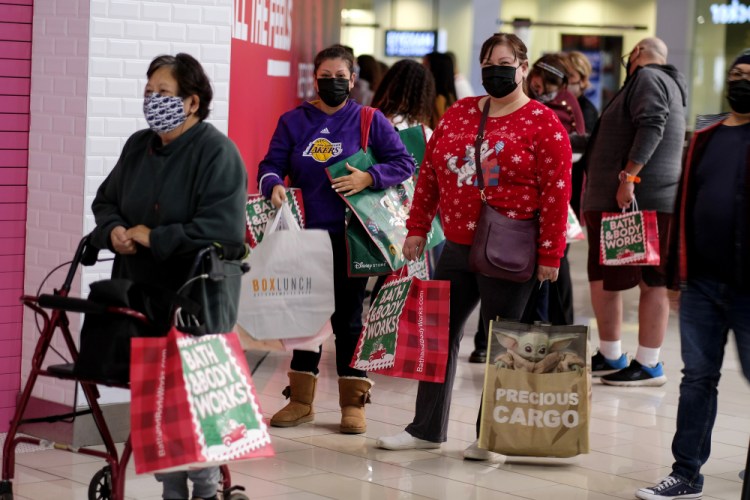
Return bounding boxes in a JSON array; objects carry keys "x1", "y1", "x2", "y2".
[{"x1": 303, "y1": 138, "x2": 343, "y2": 162}]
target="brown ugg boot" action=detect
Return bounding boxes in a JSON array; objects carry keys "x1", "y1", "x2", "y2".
[
  {"x1": 270, "y1": 371, "x2": 317, "y2": 427},
  {"x1": 338, "y1": 377, "x2": 373, "y2": 434}
]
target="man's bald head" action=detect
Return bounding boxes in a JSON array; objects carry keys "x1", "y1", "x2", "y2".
[{"x1": 636, "y1": 37, "x2": 668, "y2": 64}]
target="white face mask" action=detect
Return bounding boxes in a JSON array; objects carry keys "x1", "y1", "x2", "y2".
[{"x1": 143, "y1": 93, "x2": 187, "y2": 133}]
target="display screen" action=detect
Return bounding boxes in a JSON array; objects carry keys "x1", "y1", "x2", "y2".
[{"x1": 384, "y1": 30, "x2": 437, "y2": 57}]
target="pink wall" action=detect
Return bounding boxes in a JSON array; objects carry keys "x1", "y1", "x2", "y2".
[{"x1": 0, "y1": 0, "x2": 32, "y2": 432}]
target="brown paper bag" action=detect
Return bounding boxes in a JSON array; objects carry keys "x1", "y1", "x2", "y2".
[{"x1": 478, "y1": 320, "x2": 590, "y2": 457}]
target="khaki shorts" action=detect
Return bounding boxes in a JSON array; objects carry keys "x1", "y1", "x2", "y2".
[{"x1": 584, "y1": 211, "x2": 673, "y2": 292}]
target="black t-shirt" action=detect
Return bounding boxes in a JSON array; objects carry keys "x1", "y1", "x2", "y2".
[{"x1": 688, "y1": 122, "x2": 750, "y2": 283}]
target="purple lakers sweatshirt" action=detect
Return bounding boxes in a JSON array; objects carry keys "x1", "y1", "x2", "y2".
[{"x1": 257, "y1": 99, "x2": 414, "y2": 233}]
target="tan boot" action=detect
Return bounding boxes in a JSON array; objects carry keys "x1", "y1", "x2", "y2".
[
  {"x1": 338, "y1": 377, "x2": 373, "y2": 434},
  {"x1": 270, "y1": 371, "x2": 317, "y2": 427}
]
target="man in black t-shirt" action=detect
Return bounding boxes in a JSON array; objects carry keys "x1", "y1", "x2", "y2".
[{"x1": 635, "y1": 50, "x2": 750, "y2": 500}]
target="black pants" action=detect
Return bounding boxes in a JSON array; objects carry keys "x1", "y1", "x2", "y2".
[
  {"x1": 290, "y1": 232, "x2": 368, "y2": 377},
  {"x1": 405, "y1": 242, "x2": 536, "y2": 442}
]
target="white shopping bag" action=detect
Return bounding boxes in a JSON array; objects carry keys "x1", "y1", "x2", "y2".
[{"x1": 237, "y1": 203, "x2": 335, "y2": 339}]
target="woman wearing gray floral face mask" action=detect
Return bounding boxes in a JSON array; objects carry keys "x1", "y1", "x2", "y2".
[{"x1": 90, "y1": 53, "x2": 248, "y2": 500}]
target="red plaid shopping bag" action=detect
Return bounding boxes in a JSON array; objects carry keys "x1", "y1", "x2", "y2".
[
  {"x1": 599, "y1": 205, "x2": 660, "y2": 266},
  {"x1": 130, "y1": 327, "x2": 273, "y2": 474},
  {"x1": 350, "y1": 274, "x2": 449, "y2": 382}
]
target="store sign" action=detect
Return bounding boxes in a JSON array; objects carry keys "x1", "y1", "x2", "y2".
[
  {"x1": 710, "y1": 0, "x2": 750, "y2": 24},
  {"x1": 228, "y1": 0, "x2": 343, "y2": 183}
]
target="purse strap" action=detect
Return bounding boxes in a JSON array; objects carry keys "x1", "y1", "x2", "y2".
[
  {"x1": 474, "y1": 98, "x2": 492, "y2": 203},
  {"x1": 360, "y1": 106, "x2": 377, "y2": 153}
]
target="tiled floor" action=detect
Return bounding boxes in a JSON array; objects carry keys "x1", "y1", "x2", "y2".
[{"x1": 2, "y1": 243, "x2": 749, "y2": 499}]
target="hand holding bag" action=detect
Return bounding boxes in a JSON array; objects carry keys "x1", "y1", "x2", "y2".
[
  {"x1": 468, "y1": 99, "x2": 539, "y2": 282},
  {"x1": 599, "y1": 197, "x2": 660, "y2": 266}
]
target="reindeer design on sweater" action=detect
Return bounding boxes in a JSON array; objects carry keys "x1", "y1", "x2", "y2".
[{"x1": 446, "y1": 140, "x2": 504, "y2": 188}]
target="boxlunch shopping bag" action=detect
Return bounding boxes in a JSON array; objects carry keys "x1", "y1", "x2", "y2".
[
  {"x1": 130, "y1": 327, "x2": 273, "y2": 474},
  {"x1": 599, "y1": 199, "x2": 660, "y2": 265},
  {"x1": 479, "y1": 320, "x2": 590, "y2": 458},
  {"x1": 245, "y1": 188, "x2": 305, "y2": 248},
  {"x1": 237, "y1": 203, "x2": 335, "y2": 340},
  {"x1": 350, "y1": 273, "x2": 449, "y2": 382}
]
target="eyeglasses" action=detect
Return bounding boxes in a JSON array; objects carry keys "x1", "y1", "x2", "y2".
[
  {"x1": 620, "y1": 53, "x2": 631, "y2": 69},
  {"x1": 728, "y1": 68, "x2": 750, "y2": 81}
]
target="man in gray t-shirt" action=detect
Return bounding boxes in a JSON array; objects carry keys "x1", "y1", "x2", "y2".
[{"x1": 582, "y1": 37, "x2": 687, "y2": 387}]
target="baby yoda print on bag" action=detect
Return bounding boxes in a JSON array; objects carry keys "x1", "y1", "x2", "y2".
[{"x1": 479, "y1": 320, "x2": 590, "y2": 457}]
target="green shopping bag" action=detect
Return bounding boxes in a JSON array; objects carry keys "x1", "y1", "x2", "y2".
[{"x1": 327, "y1": 149, "x2": 444, "y2": 277}]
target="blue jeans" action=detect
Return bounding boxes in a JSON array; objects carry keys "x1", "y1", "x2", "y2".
[{"x1": 671, "y1": 278, "x2": 750, "y2": 488}]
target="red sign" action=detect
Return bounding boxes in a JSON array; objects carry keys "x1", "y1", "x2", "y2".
[{"x1": 228, "y1": 0, "x2": 343, "y2": 189}]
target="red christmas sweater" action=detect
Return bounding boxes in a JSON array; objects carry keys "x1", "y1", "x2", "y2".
[{"x1": 407, "y1": 96, "x2": 572, "y2": 268}]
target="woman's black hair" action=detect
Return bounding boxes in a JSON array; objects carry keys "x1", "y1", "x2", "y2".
[
  {"x1": 147, "y1": 53, "x2": 213, "y2": 121},
  {"x1": 423, "y1": 51, "x2": 457, "y2": 107},
  {"x1": 372, "y1": 59, "x2": 436, "y2": 128},
  {"x1": 314, "y1": 45, "x2": 355, "y2": 75}
]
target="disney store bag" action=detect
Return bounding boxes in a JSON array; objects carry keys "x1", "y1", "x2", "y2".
[
  {"x1": 327, "y1": 107, "x2": 444, "y2": 277},
  {"x1": 479, "y1": 320, "x2": 590, "y2": 458}
]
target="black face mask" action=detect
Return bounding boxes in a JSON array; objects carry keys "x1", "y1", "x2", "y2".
[
  {"x1": 481, "y1": 65, "x2": 519, "y2": 98},
  {"x1": 727, "y1": 79, "x2": 750, "y2": 114},
  {"x1": 317, "y1": 77, "x2": 350, "y2": 107}
]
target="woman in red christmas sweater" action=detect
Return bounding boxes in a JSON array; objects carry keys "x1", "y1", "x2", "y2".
[{"x1": 377, "y1": 33, "x2": 572, "y2": 459}]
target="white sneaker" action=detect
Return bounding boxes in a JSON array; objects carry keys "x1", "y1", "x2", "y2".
[
  {"x1": 376, "y1": 431, "x2": 440, "y2": 450},
  {"x1": 463, "y1": 440, "x2": 491, "y2": 461}
]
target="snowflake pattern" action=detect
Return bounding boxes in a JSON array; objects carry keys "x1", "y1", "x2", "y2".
[{"x1": 407, "y1": 99, "x2": 569, "y2": 267}]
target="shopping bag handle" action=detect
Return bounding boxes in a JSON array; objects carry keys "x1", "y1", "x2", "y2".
[
  {"x1": 621, "y1": 196, "x2": 639, "y2": 213},
  {"x1": 265, "y1": 201, "x2": 301, "y2": 235}
]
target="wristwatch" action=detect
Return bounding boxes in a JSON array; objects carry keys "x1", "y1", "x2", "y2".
[{"x1": 618, "y1": 170, "x2": 641, "y2": 184}]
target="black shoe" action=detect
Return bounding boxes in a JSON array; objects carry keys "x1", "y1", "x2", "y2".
[
  {"x1": 601, "y1": 359, "x2": 667, "y2": 387},
  {"x1": 469, "y1": 349, "x2": 486, "y2": 363},
  {"x1": 591, "y1": 350, "x2": 628, "y2": 376}
]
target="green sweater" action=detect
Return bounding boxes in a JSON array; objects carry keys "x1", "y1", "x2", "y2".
[{"x1": 91, "y1": 122, "x2": 248, "y2": 333}]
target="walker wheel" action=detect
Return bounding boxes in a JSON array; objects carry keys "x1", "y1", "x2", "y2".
[
  {"x1": 0, "y1": 479, "x2": 13, "y2": 500},
  {"x1": 88, "y1": 466, "x2": 112, "y2": 500}
]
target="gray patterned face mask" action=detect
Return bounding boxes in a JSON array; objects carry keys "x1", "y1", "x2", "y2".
[{"x1": 143, "y1": 93, "x2": 187, "y2": 133}]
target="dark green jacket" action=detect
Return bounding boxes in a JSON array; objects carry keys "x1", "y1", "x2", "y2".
[{"x1": 91, "y1": 122, "x2": 248, "y2": 332}]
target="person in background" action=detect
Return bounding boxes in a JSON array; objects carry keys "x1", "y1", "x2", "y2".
[
  {"x1": 369, "y1": 59, "x2": 438, "y2": 299},
  {"x1": 357, "y1": 54, "x2": 383, "y2": 98},
  {"x1": 376, "y1": 33, "x2": 571, "y2": 460},
  {"x1": 583, "y1": 37, "x2": 687, "y2": 387},
  {"x1": 90, "y1": 53, "x2": 248, "y2": 500},
  {"x1": 635, "y1": 49, "x2": 750, "y2": 500},
  {"x1": 561, "y1": 50, "x2": 600, "y2": 218},
  {"x1": 257, "y1": 45, "x2": 414, "y2": 435},
  {"x1": 447, "y1": 50, "x2": 476, "y2": 99},
  {"x1": 371, "y1": 59, "x2": 436, "y2": 140},
  {"x1": 423, "y1": 51, "x2": 458, "y2": 127},
  {"x1": 562, "y1": 51, "x2": 599, "y2": 133}
]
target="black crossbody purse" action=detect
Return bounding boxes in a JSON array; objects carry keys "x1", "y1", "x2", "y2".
[{"x1": 468, "y1": 98, "x2": 539, "y2": 282}]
